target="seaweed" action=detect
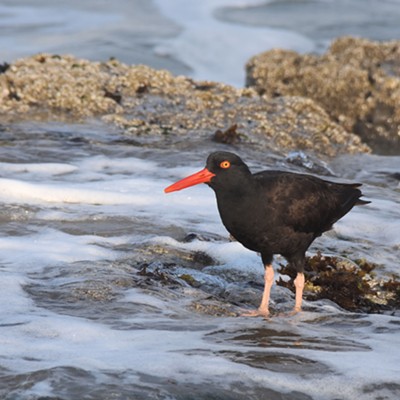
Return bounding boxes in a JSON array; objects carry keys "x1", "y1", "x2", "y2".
[
  {"x1": 213, "y1": 124, "x2": 242, "y2": 145},
  {"x1": 277, "y1": 252, "x2": 400, "y2": 313}
]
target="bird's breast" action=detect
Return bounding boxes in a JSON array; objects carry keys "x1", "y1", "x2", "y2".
[{"x1": 215, "y1": 191, "x2": 269, "y2": 252}]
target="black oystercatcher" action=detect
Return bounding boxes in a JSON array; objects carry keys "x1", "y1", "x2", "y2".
[{"x1": 164, "y1": 152, "x2": 370, "y2": 316}]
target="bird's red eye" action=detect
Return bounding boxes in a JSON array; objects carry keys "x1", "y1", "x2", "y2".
[{"x1": 220, "y1": 161, "x2": 231, "y2": 169}]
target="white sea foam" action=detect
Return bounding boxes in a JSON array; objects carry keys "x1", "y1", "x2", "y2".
[
  {"x1": 0, "y1": 177, "x2": 159, "y2": 205},
  {"x1": 0, "y1": 162, "x2": 78, "y2": 176},
  {"x1": 0, "y1": 229, "x2": 118, "y2": 268},
  {"x1": 152, "y1": 235, "x2": 263, "y2": 274}
]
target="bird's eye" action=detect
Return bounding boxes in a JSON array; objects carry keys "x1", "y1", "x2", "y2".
[{"x1": 220, "y1": 161, "x2": 231, "y2": 169}]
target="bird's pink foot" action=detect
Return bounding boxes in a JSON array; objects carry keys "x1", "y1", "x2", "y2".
[
  {"x1": 276, "y1": 307, "x2": 302, "y2": 317},
  {"x1": 240, "y1": 308, "x2": 270, "y2": 318},
  {"x1": 287, "y1": 307, "x2": 302, "y2": 317}
]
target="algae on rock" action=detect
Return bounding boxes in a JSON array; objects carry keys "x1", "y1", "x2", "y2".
[{"x1": 0, "y1": 52, "x2": 370, "y2": 157}]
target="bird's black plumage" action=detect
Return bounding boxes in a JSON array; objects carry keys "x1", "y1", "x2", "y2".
[
  {"x1": 165, "y1": 151, "x2": 370, "y2": 315},
  {"x1": 205, "y1": 151, "x2": 368, "y2": 270}
]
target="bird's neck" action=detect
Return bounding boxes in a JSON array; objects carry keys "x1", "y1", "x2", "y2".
[
  {"x1": 212, "y1": 175, "x2": 261, "y2": 249},
  {"x1": 213, "y1": 174, "x2": 257, "y2": 205},
  {"x1": 212, "y1": 172, "x2": 254, "y2": 197}
]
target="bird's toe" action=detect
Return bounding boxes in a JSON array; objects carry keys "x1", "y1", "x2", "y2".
[
  {"x1": 240, "y1": 308, "x2": 270, "y2": 319},
  {"x1": 276, "y1": 307, "x2": 302, "y2": 317}
]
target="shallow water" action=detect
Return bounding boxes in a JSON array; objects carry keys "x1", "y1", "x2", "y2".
[{"x1": 0, "y1": 121, "x2": 399, "y2": 399}]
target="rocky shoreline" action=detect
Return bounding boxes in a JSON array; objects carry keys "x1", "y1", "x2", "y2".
[
  {"x1": 247, "y1": 36, "x2": 400, "y2": 155},
  {"x1": 3, "y1": 36, "x2": 399, "y2": 157}
]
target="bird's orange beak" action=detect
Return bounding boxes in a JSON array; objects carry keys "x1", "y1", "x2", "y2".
[{"x1": 164, "y1": 168, "x2": 215, "y2": 193}]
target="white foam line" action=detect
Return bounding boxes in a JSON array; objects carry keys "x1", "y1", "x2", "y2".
[
  {"x1": 0, "y1": 178, "x2": 157, "y2": 205},
  {"x1": 0, "y1": 229, "x2": 120, "y2": 266},
  {"x1": 0, "y1": 162, "x2": 78, "y2": 175}
]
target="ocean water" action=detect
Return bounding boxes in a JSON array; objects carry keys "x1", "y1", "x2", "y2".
[{"x1": 0, "y1": 1, "x2": 400, "y2": 399}]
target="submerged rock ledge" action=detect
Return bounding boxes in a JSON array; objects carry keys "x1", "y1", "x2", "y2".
[
  {"x1": 247, "y1": 36, "x2": 400, "y2": 155},
  {"x1": 0, "y1": 52, "x2": 369, "y2": 157}
]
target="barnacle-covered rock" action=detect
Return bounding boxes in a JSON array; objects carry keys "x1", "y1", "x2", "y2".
[
  {"x1": 246, "y1": 36, "x2": 400, "y2": 154},
  {"x1": 0, "y1": 53, "x2": 369, "y2": 157}
]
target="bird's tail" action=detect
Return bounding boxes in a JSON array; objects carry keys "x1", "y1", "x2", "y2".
[
  {"x1": 339, "y1": 183, "x2": 370, "y2": 214},
  {"x1": 356, "y1": 198, "x2": 371, "y2": 206},
  {"x1": 344, "y1": 183, "x2": 370, "y2": 206}
]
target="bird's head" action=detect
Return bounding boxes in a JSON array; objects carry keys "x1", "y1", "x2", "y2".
[{"x1": 164, "y1": 151, "x2": 251, "y2": 193}]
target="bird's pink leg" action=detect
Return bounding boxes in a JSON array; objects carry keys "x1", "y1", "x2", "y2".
[
  {"x1": 242, "y1": 265, "x2": 274, "y2": 317},
  {"x1": 293, "y1": 272, "x2": 305, "y2": 313}
]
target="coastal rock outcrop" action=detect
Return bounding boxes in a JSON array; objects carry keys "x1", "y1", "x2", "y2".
[
  {"x1": 246, "y1": 36, "x2": 400, "y2": 154},
  {"x1": 0, "y1": 52, "x2": 369, "y2": 157}
]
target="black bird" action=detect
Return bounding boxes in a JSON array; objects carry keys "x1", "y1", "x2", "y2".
[{"x1": 165, "y1": 151, "x2": 370, "y2": 316}]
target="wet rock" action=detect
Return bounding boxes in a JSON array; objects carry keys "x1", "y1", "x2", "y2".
[
  {"x1": 0, "y1": 53, "x2": 368, "y2": 157},
  {"x1": 188, "y1": 299, "x2": 237, "y2": 317},
  {"x1": 1, "y1": 366, "x2": 94, "y2": 398},
  {"x1": 138, "y1": 261, "x2": 180, "y2": 286},
  {"x1": 363, "y1": 382, "x2": 400, "y2": 400},
  {"x1": 246, "y1": 36, "x2": 400, "y2": 154},
  {"x1": 135, "y1": 243, "x2": 217, "y2": 270},
  {"x1": 179, "y1": 273, "x2": 201, "y2": 288},
  {"x1": 73, "y1": 283, "x2": 116, "y2": 302},
  {"x1": 137, "y1": 373, "x2": 307, "y2": 400},
  {"x1": 209, "y1": 326, "x2": 370, "y2": 352},
  {"x1": 219, "y1": 350, "x2": 331, "y2": 375},
  {"x1": 182, "y1": 232, "x2": 226, "y2": 243},
  {"x1": 0, "y1": 62, "x2": 10, "y2": 74},
  {"x1": 284, "y1": 151, "x2": 334, "y2": 176},
  {"x1": 389, "y1": 172, "x2": 400, "y2": 181}
]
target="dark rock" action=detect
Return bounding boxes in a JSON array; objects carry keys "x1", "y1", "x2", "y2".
[
  {"x1": 0, "y1": 62, "x2": 10, "y2": 74},
  {"x1": 213, "y1": 124, "x2": 242, "y2": 144}
]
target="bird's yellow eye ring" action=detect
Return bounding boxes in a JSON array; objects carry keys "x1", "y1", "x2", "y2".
[{"x1": 220, "y1": 161, "x2": 231, "y2": 169}]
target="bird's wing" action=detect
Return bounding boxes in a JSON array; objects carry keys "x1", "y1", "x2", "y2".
[{"x1": 254, "y1": 171, "x2": 363, "y2": 235}]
